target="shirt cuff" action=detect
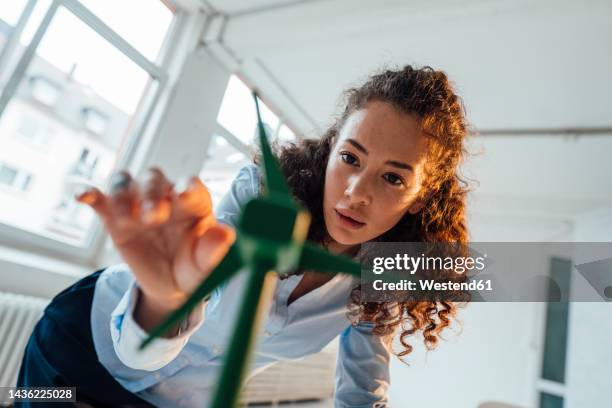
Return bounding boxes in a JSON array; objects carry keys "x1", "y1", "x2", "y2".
[{"x1": 110, "y1": 280, "x2": 205, "y2": 371}]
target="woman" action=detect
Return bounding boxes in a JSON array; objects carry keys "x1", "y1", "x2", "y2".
[{"x1": 17, "y1": 65, "x2": 470, "y2": 407}]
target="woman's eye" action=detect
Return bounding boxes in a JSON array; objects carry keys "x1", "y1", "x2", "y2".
[
  {"x1": 383, "y1": 173, "x2": 404, "y2": 186},
  {"x1": 340, "y1": 152, "x2": 358, "y2": 165}
]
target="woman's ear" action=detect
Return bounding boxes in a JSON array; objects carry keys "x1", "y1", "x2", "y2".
[{"x1": 408, "y1": 201, "x2": 425, "y2": 214}]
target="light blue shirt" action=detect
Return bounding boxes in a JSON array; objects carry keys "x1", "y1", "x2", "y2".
[{"x1": 90, "y1": 164, "x2": 393, "y2": 408}]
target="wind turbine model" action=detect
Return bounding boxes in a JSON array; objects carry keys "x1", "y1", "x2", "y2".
[{"x1": 140, "y1": 92, "x2": 363, "y2": 408}]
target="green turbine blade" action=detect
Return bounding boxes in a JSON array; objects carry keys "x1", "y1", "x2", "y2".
[
  {"x1": 210, "y1": 262, "x2": 277, "y2": 408},
  {"x1": 140, "y1": 243, "x2": 244, "y2": 350},
  {"x1": 298, "y1": 241, "x2": 363, "y2": 279},
  {"x1": 297, "y1": 242, "x2": 406, "y2": 284},
  {"x1": 253, "y1": 92, "x2": 292, "y2": 199}
]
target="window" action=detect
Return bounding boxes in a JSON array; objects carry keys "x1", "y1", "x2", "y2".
[
  {"x1": 216, "y1": 75, "x2": 296, "y2": 146},
  {"x1": 204, "y1": 75, "x2": 298, "y2": 206},
  {"x1": 0, "y1": 164, "x2": 18, "y2": 185},
  {"x1": 0, "y1": 1, "x2": 29, "y2": 56},
  {"x1": 76, "y1": 0, "x2": 173, "y2": 62},
  {"x1": 200, "y1": 134, "x2": 251, "y2": 207},
  {"x1": 0, "y1": 1, "x2": 29, "y2": 28},
  {"x1": 537, "y1": 257, "x2": 571, "y2": 407},
  {"x1": 0, "y1": 162, "x2": 33, "y2": 191},
  {"x1": 82, "y1": 107, "x2": 109, "y2": 135},
  {"x1": 71, "y1": 147, "x2": 98, "y2": 179},
  {"x1": 0, "y1": 0, "x2": 178, "y2": 249},
  {"x1": 0, "y1": 0, "x2": 39, "y2": 88},
  {"x1": 0, "y1": 19, "x2": 10, "y2": 51},
  {"x1": 539, "y1": 392, "x2": 564, "y2": 408},
  {"x1": 0, "y1": 1, "x2": 27, "y2": 57},
  {"x1": 29, "y1": 75, "x2": 60, "y2": 105},
  {"x1": 277, "y1": 123, "x2": 296, "y2": 142}
]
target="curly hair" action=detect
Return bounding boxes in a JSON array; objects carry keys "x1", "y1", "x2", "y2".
[{"x1": 255, "y1": 65, "x2": 473, "y2": 362}]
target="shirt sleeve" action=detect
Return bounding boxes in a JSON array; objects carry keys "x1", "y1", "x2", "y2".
[
  {"x1": 110, "y1": 280, "x2": 206, "y2": 371},
  {"x1": 106, "y1": 164, "x2": 262, "y2": 373},
  {"x1": 334, "y1": 322, "x2": 394, "y2": 408},
  {"x1": 214, "y1": 163, "x2": 261, "y2": 228}
]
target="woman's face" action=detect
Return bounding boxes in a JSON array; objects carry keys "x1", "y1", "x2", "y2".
[{"x1": 323, "y1": 100, "x2": 429, "y2": 248}]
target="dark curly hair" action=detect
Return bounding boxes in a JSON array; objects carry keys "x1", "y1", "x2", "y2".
[{"x1": 255, "y1": 65, "x2": 473, "y2": 362}]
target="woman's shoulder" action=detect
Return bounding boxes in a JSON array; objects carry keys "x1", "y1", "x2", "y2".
[
  {"x1": 230, "y1": 163, "x2": 262, "y2": 198},
  {"x1": 214, "y1": 164, "x2": 261, "y2": 228}
]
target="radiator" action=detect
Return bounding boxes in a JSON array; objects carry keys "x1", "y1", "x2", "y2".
[{"x1": 0, "y1": 291, "x2": 48, "y2": 403}]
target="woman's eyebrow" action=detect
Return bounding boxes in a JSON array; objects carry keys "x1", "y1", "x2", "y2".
[{"x1": 346, "y1": 138, "x2": 414, "y2": 172}]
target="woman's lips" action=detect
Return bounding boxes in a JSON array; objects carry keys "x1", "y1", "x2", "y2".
[{"x1": 334, "y1": 209, "x2": 366, "y2": 229}]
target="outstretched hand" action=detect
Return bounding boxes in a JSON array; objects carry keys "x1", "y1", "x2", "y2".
[{"x1": 77, "y1": 167, "x2": 235, "y2": 312}]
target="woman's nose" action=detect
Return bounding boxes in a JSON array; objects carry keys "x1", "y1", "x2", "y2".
[{"x1": 344, "y1": 176, "x2": 372, "y2": 206}]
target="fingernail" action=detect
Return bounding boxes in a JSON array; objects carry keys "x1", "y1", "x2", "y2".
[
  {"x1": 75, "y1": 188, "x2": 97, "y2": 205},
  {"x1": 109, "y1": 171, "x2": 131, "y2": 193}
]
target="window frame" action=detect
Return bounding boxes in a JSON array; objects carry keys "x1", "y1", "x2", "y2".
[
  {"x1": 213, "y1": 74, "x2": 300, "y2": 157},
  {"x1": 0, "y1": 0, "x2": 37, "y2": 86},
  {"x1": 0, "y1": 0, "x2": 189, "y2": 265},
  {"x1": 199, "y1": 75, "x2": 300, "y2": 209},
  {"x1": 532, "y1": 256, "x2": 571, "y2": 407}
]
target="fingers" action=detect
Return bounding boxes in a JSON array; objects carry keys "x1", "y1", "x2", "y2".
[
  {"x1": 174, "y1": 176, "x2": 214, "y2": 222},
  {"x1": 76, "y1": 186, "x2": 110, "y2": 218},
  {"x1": 192, "y1": 223, "x2": 236, "y2": 273},
  {"x1": 108, "y1": 171, "x2": 141, "y2": 229},
  {"x1": 172, "y1": 222, "x2": 235, "y2": 294},
  {"x1": 141, "y1": 167, "x2": 173, "y2": 226},
  {"x1": 139, "y1": 171, "x2": 214, "y2": 225},
  {"x1": 76, "y1": 167, "x2": 215, "y2": 233},
  {"x1": 76, "y1": 170, "x2": 141, "y2": 230}
]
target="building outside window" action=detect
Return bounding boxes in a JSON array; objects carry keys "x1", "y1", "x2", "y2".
[
  {"x1": 28, "y1": 75, "x2": 60, "y2": 105},
  {"x1": 82, "y1": 107, "x2": 109, "y2": 135},
  {"x1": 0, "y1": 0, "x2": 178, "y2": 251},
  {"x1": 0, "y1": 162, "x2": 33, "y2": 192},
  {"x1": 15, "y1": 112, "x2": 55, "y2": 147},
  {"x1": 201, "y1": 75, "x2": 298, "y2": 208}
]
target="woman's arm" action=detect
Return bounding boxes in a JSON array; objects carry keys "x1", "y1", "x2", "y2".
[
  {"x1": 110, "y1": 278, "x2": 206, "y2": 371},
  {"x1": 93, "y1": 164, "x2": 262, "y2": 385},
  {"x1": 334, "y1": 321, "x2": 395, "y2": 408}
]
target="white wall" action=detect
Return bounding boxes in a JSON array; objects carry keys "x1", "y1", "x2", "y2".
[
  {"x1": 387, "y1": 206, "x2": 612, "y2": 408},
  {"x1": 389, "y1": 301, "x2": 541, "y2": 408},
  {"x1": 565, "y1": 207, "x2": 612, "y2": 408},
  {"x1": 386, "y1": 208, "x2": 575, "y2": 408}
]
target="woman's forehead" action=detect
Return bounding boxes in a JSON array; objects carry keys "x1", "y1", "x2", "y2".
[{"x1": 337, "y1": 101, "x2": 428, "y2": 163}]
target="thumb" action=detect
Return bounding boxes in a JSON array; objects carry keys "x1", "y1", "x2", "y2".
[{"x1": 193, "y1": 223, "x2": 236, "y2": 274}]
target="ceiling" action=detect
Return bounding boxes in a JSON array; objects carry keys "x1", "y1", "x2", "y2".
[
  {"x1": 202, "y1": 0, "x2": 318, "y2": 16},
  {"x1": 200, "y1": 0, "x2": 612, "y2": 237}
]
